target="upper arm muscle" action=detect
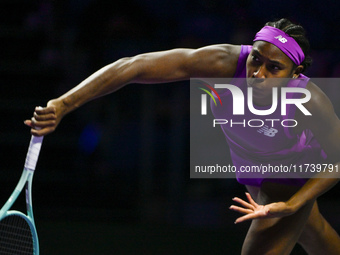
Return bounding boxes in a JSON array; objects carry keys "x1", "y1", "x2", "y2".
[{"x1": 133, "y1": 44, "x2": 241, "y2": 83}]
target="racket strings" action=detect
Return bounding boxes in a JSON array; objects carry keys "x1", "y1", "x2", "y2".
[{"x1": 0, "y1": 215, "x2": 34, "y2": 254}]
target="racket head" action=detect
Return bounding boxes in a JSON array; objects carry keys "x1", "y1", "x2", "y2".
[{"x1": 0, "y1": 211, "x2": 39, "y2": 255}]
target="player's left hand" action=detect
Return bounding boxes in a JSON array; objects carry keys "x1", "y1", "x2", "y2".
[{"x1": 229, "y1": 192, "x2": 297, "y2": 224}]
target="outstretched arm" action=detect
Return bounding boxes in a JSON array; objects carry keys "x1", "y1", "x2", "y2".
[{"x1": 25, "y1": 44, "x2": 241, "y2": 136}]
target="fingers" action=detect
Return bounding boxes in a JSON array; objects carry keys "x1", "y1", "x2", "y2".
[
  {"x1": 231, "y1": 195, "x2": 256, "y2": 210},
  {"x1": 234, "y1": 213, "x2": 262, "y2": 224},
  {"x1": 24, "y1": 119, "x2": 33, "y2": 127},
  {"x1": 229, "y1": 195, "x2": 256, "y2": 224},
  {"x1": 34, "y1": 105, "x2": 56, "y2": 116},
  {"x1": 245, "y1": 192, "x2": 257, "y2": 207},
  {"x1": 33, "y1": 111, "x2": 55, "y2": 122},
  {"x1": 230, "y1": 193, "x2": 290, "y2": 224},
  {"x1": 31, "y1": 126, "x2": 56, "y2": 137},
  {"x1": 24, "y1": 106, "x2": 58, "y2": 136},
  {"x1": 31, "y1": 117, "x2": 56, "y2": 129},
  {"x1": 230, "y1": 192, "x2": 263, "y2": 224},
  {"x1": 229, "y1": 205, "x2": 254, "y2": 215}
]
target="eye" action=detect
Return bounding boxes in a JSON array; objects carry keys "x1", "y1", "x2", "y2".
[
  {"x1": 251, "y1": 55, "x2": 260, "y2": 63},
  {"x1": 270, "y1": 65, "x2": 281, "y2": 71}
]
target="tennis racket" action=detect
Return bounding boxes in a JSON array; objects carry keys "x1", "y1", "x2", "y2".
[{"x1": 0, "y1": 133, "x2": 44, "y2": 254}]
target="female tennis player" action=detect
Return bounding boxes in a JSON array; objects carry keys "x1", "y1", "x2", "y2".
[{"x1": 25, "y1": 18, "x2": 340, "y2": 254}]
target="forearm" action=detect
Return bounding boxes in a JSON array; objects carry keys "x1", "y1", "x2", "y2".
[
  {"x1": 287, "y1": 162, "x2": 340, "y2": 210},
  {"x1": 28, "y1": 45, "x2": 237, "y2": 136},
  {"x1": 27, "y1": 57, "x2": 145, "y2": 136},
  {"x1": 51, "y1": 45, "x2": 239, "y2": 116},
  {"x1": 53, "y1": 48, "x2": 196, "y2": 116}
]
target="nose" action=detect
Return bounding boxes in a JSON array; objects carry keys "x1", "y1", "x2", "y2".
[{"x1": 253, "y1": 65, "x2": 266, "y2": 79}]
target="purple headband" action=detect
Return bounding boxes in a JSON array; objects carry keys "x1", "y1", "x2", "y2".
[{"x1": 253, "y1": 26, "x2": 305, "y2": 65}]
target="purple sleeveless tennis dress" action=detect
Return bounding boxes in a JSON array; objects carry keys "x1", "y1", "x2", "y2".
[{"x1": 211, "y1": 45, "x2": 326, "y2": 187}]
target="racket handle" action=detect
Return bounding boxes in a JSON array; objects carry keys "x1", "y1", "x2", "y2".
[{"x1": 24, "y1": 135, "x2": 44, "y2": 171}]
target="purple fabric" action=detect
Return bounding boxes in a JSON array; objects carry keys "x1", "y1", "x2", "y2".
[
  {"x1": 210, "y1": 45, "x2": 325, "y2": 187},
  {"x1": 253, "y1": 26, "x2": 305, "y2": 66}
]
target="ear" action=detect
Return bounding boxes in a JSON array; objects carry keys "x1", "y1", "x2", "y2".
[{"x1": 293, "y1": 65, "x2": 304, "y2": 78}]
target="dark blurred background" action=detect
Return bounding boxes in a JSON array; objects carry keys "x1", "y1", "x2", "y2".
[{"x1": 1, "y1": 0, "x2": 339, "y2": 254}]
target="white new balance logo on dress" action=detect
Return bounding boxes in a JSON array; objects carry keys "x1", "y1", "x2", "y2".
[
  {"x1": 274, "y1": 35, "x2": 287, "y2": 43},
  {"x1": 257, "y1": 125, "x2": 278, "y2": 137}
]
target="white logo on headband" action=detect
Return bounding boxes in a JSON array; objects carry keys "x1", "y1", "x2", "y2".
[{"x1": 274, "y1": 35, "x2": 287, "y2": 43}]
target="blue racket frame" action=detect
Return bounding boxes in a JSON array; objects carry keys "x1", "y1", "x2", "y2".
[{"x1": 0, "y1": 134, "x2": 43, "y2": 255}]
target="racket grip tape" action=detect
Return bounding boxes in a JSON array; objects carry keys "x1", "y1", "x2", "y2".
[{"x1": 24, "y1": 135, "x2": 44, "y2": 171}]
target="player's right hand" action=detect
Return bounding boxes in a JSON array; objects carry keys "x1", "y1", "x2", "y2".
[{"x1": 24, "y1": 99, "x2": 63, "y2": 136}]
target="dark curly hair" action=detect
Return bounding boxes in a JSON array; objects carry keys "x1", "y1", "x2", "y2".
[{"x1": 265, "y1": 18, "x2": 312, "y2": 72}]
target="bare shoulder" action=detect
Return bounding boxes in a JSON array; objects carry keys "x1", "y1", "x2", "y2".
[
  {"x1": 296, "y1": 80, "x2": 339, "y2": 132},
  {"x1": 305, "y1": 81, "x2": 334, "y2": 115},
  {"x1": 303, "y1": 81, "x2": 340, "y2": 162},
  {"x1": 185, "y1": 44, "x2": 242, "y2": 77},
  {"x1": 294, "y1": 80, "x2": 336, "y2": 134}
]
